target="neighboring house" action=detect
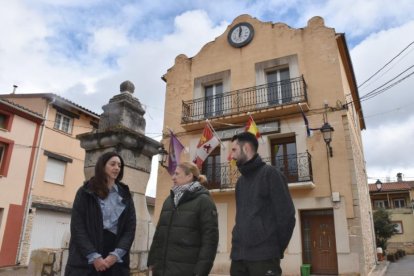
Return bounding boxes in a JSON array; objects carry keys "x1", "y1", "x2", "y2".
[
  {"x1": 0, "y1": 93, "x2": 99, "y2": 265},
  {"x1": 369, "y1": 173, "x2": 414, "y2": 254},
  {"x1": 0, "y1": 98, "x2": 43, "y2": 267},
  {"x1": 155, "y1": 15, "x2": 376, "y2": 275}
]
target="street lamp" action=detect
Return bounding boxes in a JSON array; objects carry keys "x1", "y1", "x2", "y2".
[
  {"x1": 158, "y1": 145, "x2": 168, "y2": 168},
  {"x1": 320, "y1": 122, "x2": 334, "y2": 157},
  {"x1": 375, "y1": 179, "x2": 383, "y2": 191}
]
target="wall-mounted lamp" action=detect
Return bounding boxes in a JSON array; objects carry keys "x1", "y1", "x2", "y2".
[
  {"x1": 320, "y1": 122, "x2": 334, "y2": 157},
  {"x1": 158, "y1": 145, "x2": 168, "y2": 168},
  {"x1": 375, "y1": 179, "x2": 383, "y2": 191}
]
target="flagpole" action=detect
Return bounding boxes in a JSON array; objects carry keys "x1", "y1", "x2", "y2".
[{"x1": 206, "y1": 119, "x2": 226, "y2": 150}]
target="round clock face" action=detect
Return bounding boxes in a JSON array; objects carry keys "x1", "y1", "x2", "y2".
[{"x1": 228, "y1": 22, "x2": 254, "y2": 48}]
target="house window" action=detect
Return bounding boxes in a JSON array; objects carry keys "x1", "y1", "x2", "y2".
[
  {"x1": 266, "y1": 68, "x2": 291, "y2": 105},
  {"x1": 392, "y1": 221, "x2": 403, "y2": 234},
  {"x1": 0, "y1": 208, "x2": 3, "y2": 227},
  {"x1": 202, "y1": 147, "x2": 221, "y2": 189},
  {"x1": 0, "y1": 114, "x2": 6, "y2": 129},
  {"x1": 0, "y1": 111, "x2": 13, "y2": 131},
  {"x1": 393, "y1": 199, "x2": 406, "y2": 208},
  {"x1": 43, "y1": 151, "x2": 73, "y2": 185},
  {"x1": 54, "y1": 113, "x2": 73, "y2": 134},
  {"x1": 0, "y1": 138, "x2": 14, "y2": 177},
  {"x1": 271, "y1": 136, "x2": 297, "y2": 182},
  {"x1": 44, "y1": 158, "x2": 66, "y2": 185},
  {"x1": 374, "y1": 200, "x2": 388, "y2": 209},
  {"x1": 193, "y1": 70, "x2": 230, "y2": 120},
  {"x1": 204, "y1": 82, "x2": 223, "y2": 118}
]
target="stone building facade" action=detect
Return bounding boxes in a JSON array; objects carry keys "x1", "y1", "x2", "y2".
[{"x1": 154, "y1": 15, "x2": 376, "y2": 275}]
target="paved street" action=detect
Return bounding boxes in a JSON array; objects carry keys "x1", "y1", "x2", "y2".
[
  {"x1": 385, "y1": 254, "x2": 414, "y2": 276},
  {"x1": 0, "y1": 266, "x2": 26, "y2": 276}
]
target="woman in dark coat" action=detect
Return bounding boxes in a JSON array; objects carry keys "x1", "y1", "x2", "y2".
[
  {"x1": 148, "y1": 161, "x2": 219, "y2": 276},
  {"x1": 65, "y1": 152, "x2": 136, "y2": 276}
]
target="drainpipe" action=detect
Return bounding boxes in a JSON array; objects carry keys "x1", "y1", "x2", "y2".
[{"x1": 17, "y1": 96, "x2": 54, "y2": 264}]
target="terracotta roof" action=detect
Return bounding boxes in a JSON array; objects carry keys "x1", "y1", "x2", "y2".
[
  {"x1": 0, "y1": 93, "x2": 100, "y2": 118},
  {"x1": 369, "y1": 182, "x2": 412, "y2": 192},
  {"x1": 0, "y1": 97, "x2": 43, "y2": 119}
]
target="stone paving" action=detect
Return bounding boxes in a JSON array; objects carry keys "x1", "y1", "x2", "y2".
[
  {"x1": 384, "y1": 254, "x2": 414, "y2": 276},
  {"x1": 1, "y1": 255, "x2": 413, "y2": 275},
  {"x1": 0, "y1": 266, "x2": 27, "y2": 276}
]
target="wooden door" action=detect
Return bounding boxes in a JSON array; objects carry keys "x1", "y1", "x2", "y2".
[{"x1": 301, "y1": 209, "x2": 338, "y2": 275}]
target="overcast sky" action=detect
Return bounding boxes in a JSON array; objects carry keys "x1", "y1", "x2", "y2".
[{"x1": 1, "y1": 0, "x2": 413, "y2": 196}]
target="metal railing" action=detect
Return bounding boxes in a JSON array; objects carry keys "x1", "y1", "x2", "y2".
[
  {"x1": 182, "y1": 76, "x2": 307, "y2": 123},
  {"x1": 202, "y1": 152, "x2": 313, "y2": 190}
]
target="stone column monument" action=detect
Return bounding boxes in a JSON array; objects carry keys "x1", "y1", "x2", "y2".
[{"x1": 77, "y1": 80, "x2": 160, "y2": 275}]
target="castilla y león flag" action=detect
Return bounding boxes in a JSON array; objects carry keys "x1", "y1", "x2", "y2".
[{"x1": 193, "y1": 124, "x2": 220, "y2": 168}]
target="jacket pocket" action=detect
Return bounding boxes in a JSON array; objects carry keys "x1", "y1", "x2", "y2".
[{"x1": 245, "y1": 217, "x2": 268, "y2": 246}]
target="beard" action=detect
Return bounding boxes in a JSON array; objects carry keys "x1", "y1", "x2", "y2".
[{"x1": 236, "y1": 149, "x2": 248, "y2": 166}]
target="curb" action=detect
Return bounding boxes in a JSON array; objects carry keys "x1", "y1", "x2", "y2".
[{"x1": 368, "y1": 260, "x2": 389, "y2": 276}]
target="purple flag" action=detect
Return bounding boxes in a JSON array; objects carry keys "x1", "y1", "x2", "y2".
[{"x1": 168, "y1": 131, "x2": 185, "y2": 175}]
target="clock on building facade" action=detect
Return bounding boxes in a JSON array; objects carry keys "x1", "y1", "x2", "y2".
[{"x1": 227, "y1": 22, "x2": 254, "y2": 48}]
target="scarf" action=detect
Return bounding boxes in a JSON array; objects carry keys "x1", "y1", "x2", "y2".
[{"x1": 171, "y1": 181, "x2": 201, "y2": 207}]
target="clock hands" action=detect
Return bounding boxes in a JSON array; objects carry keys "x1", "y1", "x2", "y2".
[{"x1": 228, "y1": 22, "x2": 254, "y2": 47}]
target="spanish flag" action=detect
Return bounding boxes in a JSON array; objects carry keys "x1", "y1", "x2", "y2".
[{"x1": 245, "y1": 116, "x2": 261, "y2": 138}]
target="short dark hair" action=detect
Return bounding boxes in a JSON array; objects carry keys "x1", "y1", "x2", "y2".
[
  {"x1": 90, "y1": 151, "x2": 124, "y2": 199},
  {"x1": 231, "y1": 132, "x2": 258, "y2": 152}
]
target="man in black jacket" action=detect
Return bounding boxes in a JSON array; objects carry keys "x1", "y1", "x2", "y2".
[{"x1": 229, "y1": 132, "x2": 296, "y2": 276}]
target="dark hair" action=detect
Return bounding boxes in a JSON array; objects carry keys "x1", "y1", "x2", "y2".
[
  {"x1": 90, "y1": 152, "x2": 124, "y2": 199},
  {"x1": 178, "y1": 161, "x2": 208, "y2": 186},
  {"x1": 231, "y1": 132, "x2": 258, "y2": 152}
]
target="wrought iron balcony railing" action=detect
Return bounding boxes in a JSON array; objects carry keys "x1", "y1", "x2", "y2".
[
  {"x1": 202, "y1": 152, "x2": 313, "y2": 190},
  {"x1": 182, "y1": 76, "x2": 307, "y2": 123}
]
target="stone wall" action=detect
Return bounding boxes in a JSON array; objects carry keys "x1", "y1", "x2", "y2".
[{"x1": 27, "y1": 249, "x2": 63, "y2": 276}]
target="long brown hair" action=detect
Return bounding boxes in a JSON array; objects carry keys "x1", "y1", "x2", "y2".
[
  {"x1": 89, "y1": 152, "x2": 124, "y2": 199},
  {"x1": 178, "y1": 161, "x2": 208, "y2": 186}
]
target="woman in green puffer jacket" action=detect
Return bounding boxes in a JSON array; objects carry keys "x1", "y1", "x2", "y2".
[{"x1": 148, "y1": 161, "x2": 219, "y2": 276}]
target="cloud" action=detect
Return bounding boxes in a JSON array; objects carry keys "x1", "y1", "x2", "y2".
[
  {"x1": 297, "y1": 0, "x2": 414, "y2": 43},
  {"x1": 362, "y1": 115, "x2": 414, "y2": 181},
  {"x1": 61, "y1": 10, "x2": 228, "y2": 138},
  {"x1": 351, "y1": 20, "x2": 414, "y2": 128}
]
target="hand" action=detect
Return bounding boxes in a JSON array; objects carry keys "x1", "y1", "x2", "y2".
[
  {"x1": 93, "y1": 257, "x2": 109, "y2": 271},
  {"x1": 104, "y1": 254, "x2": 118, "y2": 268}
]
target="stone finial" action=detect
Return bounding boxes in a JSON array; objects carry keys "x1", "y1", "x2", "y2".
[{"x1": 120, "y1": 80, "x2": 135, "y2": 94}]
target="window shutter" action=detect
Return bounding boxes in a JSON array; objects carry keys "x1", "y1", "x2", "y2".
[{"x1": 44, "y1": 158, "x2": 66, "y2": 184}]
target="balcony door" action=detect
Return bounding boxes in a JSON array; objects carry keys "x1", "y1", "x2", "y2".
[
  {"x1": 271, "y1": 137, "x2": 298, "y2": 182},
  {"x1": 202, "y1": 147, "x2": 221, "y2": 189},
  {"x1": 266, "y1": 68, "x2": 291, "y2": 105},
  {"x1": 205, "y1": 82, "x2": 223, "y2": 117}
]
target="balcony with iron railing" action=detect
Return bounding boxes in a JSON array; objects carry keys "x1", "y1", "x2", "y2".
[
  {"x1": 202, "y1": 152, "x2": 313, "y2": 191},
  {"x1": 182, "y1": 76, "x2": 307, "y2": 125}
]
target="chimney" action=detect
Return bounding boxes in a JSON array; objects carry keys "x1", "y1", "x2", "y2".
[
  {"x1": 12, "y1": 85, "x2": 18, "y2": 94},
  {"x1": 397, "y1": 172, "x2": 403, "y2": 182}
]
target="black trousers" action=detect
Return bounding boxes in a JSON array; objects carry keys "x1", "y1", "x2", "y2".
[
  {"x1": 98, "y1": 230, "x2": 128, "y2": 276},
  {"x1": 230, "y1": 259, "x2": 282, "y2": 276}
]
